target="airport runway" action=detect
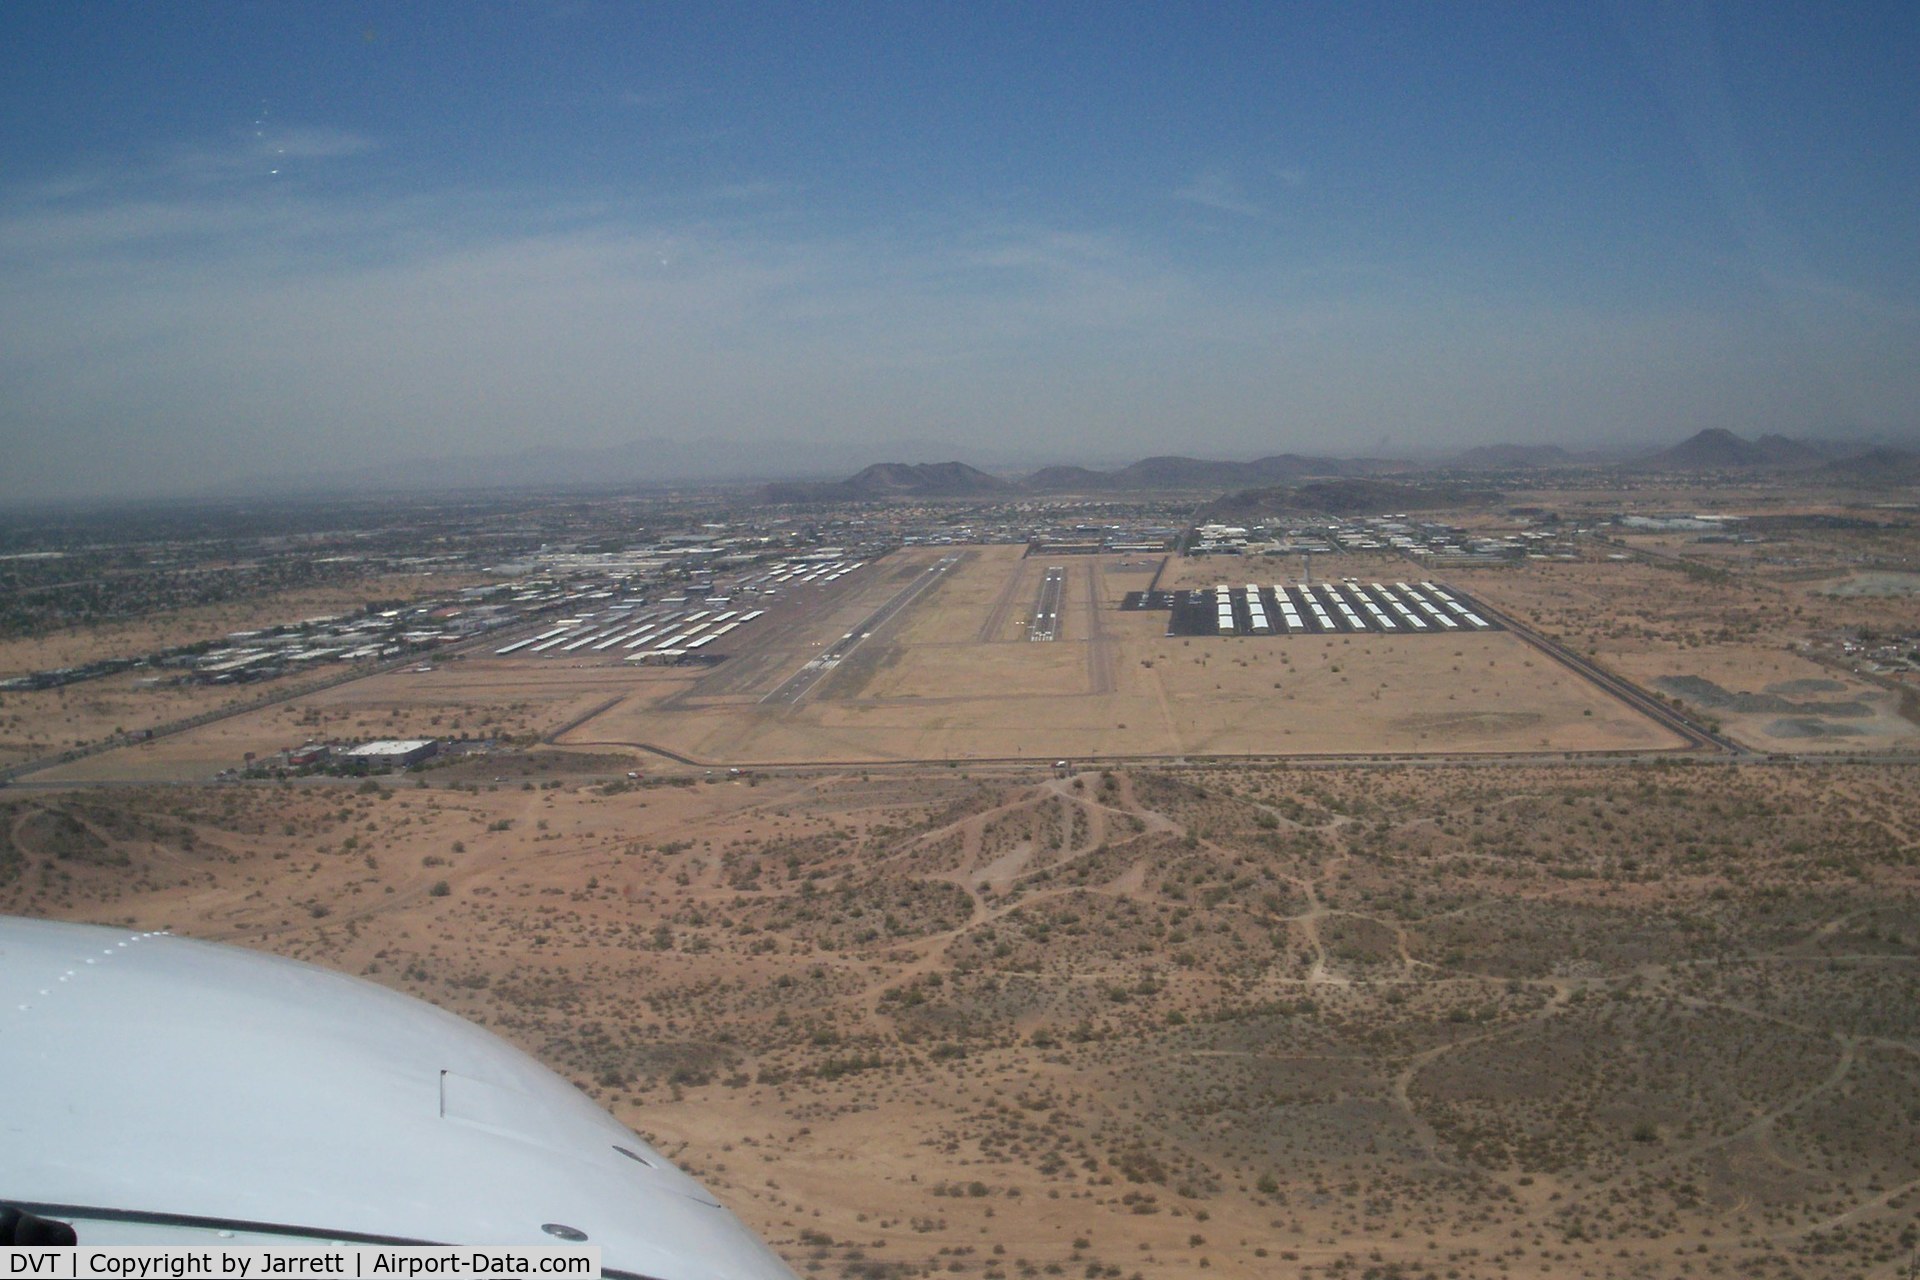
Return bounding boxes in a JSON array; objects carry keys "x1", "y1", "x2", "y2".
[
  {"x1": 1028, "y1": 567, "x2": 1064, "y2": 641},
  {"x1": 658, "y1": 561, "x2": 884, "y2": 707},
  {"x1": 977, "y1": 556, "x2": 1030, "y2": 643},
  {"x1": 1084, "y1": 560, "x2": 1116, "y2": 694},
  {"x1": 759, "y1": 554, "x2": 962, "y2": 706}
]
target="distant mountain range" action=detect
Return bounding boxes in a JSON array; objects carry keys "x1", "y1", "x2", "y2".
[
  {"x1": 1821, "y1": 446, "x2": 1920, "y2": 486},
  {"x1": 1449, "y1": 429, "x2": 1916, "y2": 476},
  {"x1": 761, "y1": 461, "x2": 1013, "y2": 503},
  {"x1": 218, "y1": 427, "x2": 1916, "y2": 504},
  {"x1": 1632, "y1": 428, "x2": 1920, "y2": 481},
  {"x1": 1638, "y1": 428, "x2": 1826, "y2": 471},
  {"x1": 756, "y1": 430, "x2": 1918, "y2": 504},
  {"x1": 1202, "y1": 478, "x2": 1504, "y2": 522},
  {"x1": 760, "y1": 452, "x2": 1403, "y2": 502},
  {"x1": 1448, "y1": 443, "x2": 1586, "y2": 468},
  {"x1": 1097, "y1": 453, "x2": 1399, "y2": 490},
  {"x1": 760, "y1": 464, "x2": 1506, "y2": 519},
  {"x1": 222, "y1": 435, "x2": 1038, "y2": 499}
]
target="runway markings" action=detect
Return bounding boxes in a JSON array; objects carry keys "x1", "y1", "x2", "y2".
[
  {"x1": 1029, "y1": 567, "x2": 1065, "y2": 641},
  {"x1": 760, "y1": 555, "x2": 963, "y2": 706}
]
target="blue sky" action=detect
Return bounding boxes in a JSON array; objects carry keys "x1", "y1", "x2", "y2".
[{"x1": 2, "y1": 2, "x2": 1916, "y2": 500}]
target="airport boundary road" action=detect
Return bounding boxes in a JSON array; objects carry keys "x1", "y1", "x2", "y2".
[
  {"x1": 546, "y1": 736, "x2": 1917, "y2": 775},
  {"x1": 18, "y1": 745, "x2": 1916, "y2": 790},
  {"x1": 1468, "y1": 598, "x2": 1746, "y2": 754},
  {"x1": 543, "y1": 695, "x2": 627, "y2": 744},
  {"x1": 0, "y1": 649, "x2": 439, "y2": 783}
]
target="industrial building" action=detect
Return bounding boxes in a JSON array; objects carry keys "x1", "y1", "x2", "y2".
[{"x1": 342, "y1": 739, "x2": 441, "y2": 769}]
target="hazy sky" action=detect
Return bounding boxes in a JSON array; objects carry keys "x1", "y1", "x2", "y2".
[{"x1": 3, "y1": 2, "x2": 1917, "y2": 501}]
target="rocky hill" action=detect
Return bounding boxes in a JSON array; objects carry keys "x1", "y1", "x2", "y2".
[
  {"x1": 1203, "y1": 477, "x2": 1499, "y2": 522},
  {"x1": 762, "y1": 461, "x2": 1009, "y2": 503}
]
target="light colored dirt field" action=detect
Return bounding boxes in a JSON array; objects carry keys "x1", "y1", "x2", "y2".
[
  {"x1": 0, "y1": 574, "x2": 497, "y2": 769},
  {"x1": 26, "y1": 661, "x2": 684, "y2": 783},
  {"x1": 1143, "y1": 627, "x2": 1668, "y2": 754},
  {"x1": 1158, "y1": 551, "x2": 1416, "y2": 594},
  {"x1": 896, "y1": 546, "x2": 1035, "y2": 645},
  {"x1": 1608, "y1": 644, "x2": 1913, "y2": 753},
  {"x1": 1456, "y1": 554, "x2": 1920, "y2": 755},
  {"x1": 8, "y1": 759, "x2": 1917, "y2": 1278},
  {"x1": 851, "y1": 641, "x2": 1093, "y2": 701},
  {"x1": 0, "y1": 674, "x2": 270, "y2": 769}
]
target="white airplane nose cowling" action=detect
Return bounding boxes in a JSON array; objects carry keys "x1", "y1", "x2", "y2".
[{"x1": 0, "y1": 917, "x2": 797, "y2": 1280}]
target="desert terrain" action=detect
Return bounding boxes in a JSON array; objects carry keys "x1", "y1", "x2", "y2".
[
  {"x1": 1449, "y1": 517, "x2": 1919, "y2": 756},
  {"x1": 5, "y1": 756, "x2": 1915, "y2": 1278}
]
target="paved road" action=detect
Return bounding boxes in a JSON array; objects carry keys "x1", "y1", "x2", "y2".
[
  {"x1": 17, "y1": 745, "x2": 1917, "y2": 790},
  {"x1": 1471, "y1": 599, "x2": 1744, "y2": 754}
]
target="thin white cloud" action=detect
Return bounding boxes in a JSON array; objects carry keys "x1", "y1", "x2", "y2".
[
  {"x1": 135, "y1": 128, "x2": 381, "y2": 190},
  {"x1": 1173, "y1": 169, "x2": 1263, "y2": 217},
  {"x1": 965, "y1": 228, "x2": 1128, "y2": 272},
  {"x1": 702, "y1": 180, "x2": 798, "y2": 204},
  {"x1": 1757, "y1": 268, "x2": 1920, "y2": 329},
  {"x1": 4, "y1": 125, "x2": 1914, "y2": 502},
  {"x1": 256, "y1": 127, "x2": 377, "y2": 162}
]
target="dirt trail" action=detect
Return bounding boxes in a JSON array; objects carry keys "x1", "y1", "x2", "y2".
[
  {"x1": 1785, "y1": 1173, "x2": 1920, "y2": 1239},
  {"x1": 1389, "y1": 983, "x2": 1578, "y2": 1170},
  {"x1": 1298, "y1": 854, "x2": 1353, "y2": 986},
  {"x1": 859, "y1": 777, "x2": 1181, "y2": 1014},
  {"x1": 1640, "y1": 1035, "x2": 1856, "y2": 1174}
]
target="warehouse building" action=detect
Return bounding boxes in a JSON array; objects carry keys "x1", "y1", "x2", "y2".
[{"x1": 342, "y1": 739, "x2": 441, "y2": 769}]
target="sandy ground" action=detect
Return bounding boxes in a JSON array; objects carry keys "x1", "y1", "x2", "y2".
[
  {"x1": 0, "y1": 674, "x2": 271, "y2": 769},
  {"x1": 6, "y1": 758, "x2": 1916, "y2": 1278},
  {"x1": 1456, "y1": 553, "x2": 1920, "y2": 756}
]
